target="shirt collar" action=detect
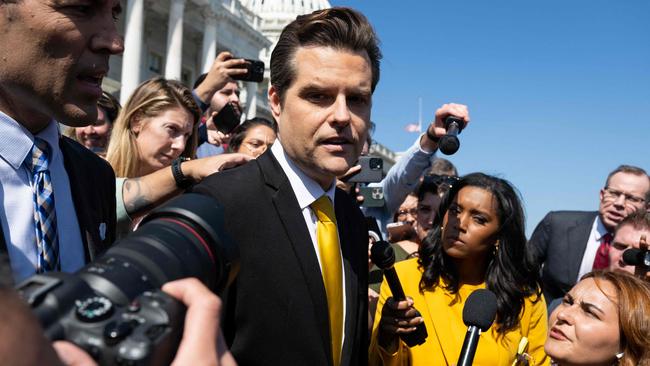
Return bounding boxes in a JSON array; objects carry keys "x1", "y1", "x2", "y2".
[
  {"x1": 271, "y1": 141, "x2": 336, "y2": 210},
  {"x1": 0, "y1": 111, "x2": 61, "y2": 170},
  {"x1": 594, "y1": 215, "x2": 610, "y2": 240}
]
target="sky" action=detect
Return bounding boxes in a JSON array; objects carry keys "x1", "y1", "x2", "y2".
[{"x1": 331, "y1": 0, "x2": 650, "y2": 236}]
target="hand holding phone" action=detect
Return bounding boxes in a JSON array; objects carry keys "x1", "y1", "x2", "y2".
[{"x1": 231, "y1": 59, "x2": 265, "y2": 83}]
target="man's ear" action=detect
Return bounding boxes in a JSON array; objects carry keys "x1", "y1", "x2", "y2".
[{"x1": 268, "y1": 85, "x2": 282, "y2": 121}]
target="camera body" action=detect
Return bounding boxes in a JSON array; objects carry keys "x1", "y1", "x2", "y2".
[
  {"x1": 16, "y1": 194, "x2": 238, "y2": 366},
  {"x1": 20, "y1": 273, "x2": 184, "y2": 365}
]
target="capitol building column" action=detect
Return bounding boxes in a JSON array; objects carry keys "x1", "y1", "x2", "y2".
[
  {"x1": 120, "y1": 0, "x2": 145, "y2": 105},
  {"x1": 165, "y1": 0, "x2": 186, "y2": 80},
  {"x1": 201, "y1": 11, "x2": 218, "y2": 74},
  {"x1": 245, "y1": 82, "x2": 258, "y2": 119}
]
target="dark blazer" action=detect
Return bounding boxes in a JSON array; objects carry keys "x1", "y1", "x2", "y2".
[
  {"x1": 0, "y1": 136, "x2": 116, "y2": 277},
  {"x1": 192, "y1": 150, "x2": 368, "y2": 366},
  {"x1": 528, "y1": 210, "x2": 598, "y2": 302}
]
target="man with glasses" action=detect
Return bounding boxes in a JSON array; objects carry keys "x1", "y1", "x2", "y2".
[{"x1": 529, "y1": 165, "x2": 650, "y2": 304}]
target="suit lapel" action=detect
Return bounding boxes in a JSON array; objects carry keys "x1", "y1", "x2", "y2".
[
  {"x1": 334, "y1": 189, "x2": 360, "y2": 366},
  {"x1": 258, "y1": 152, "x2": 332, "y2": 364},
  {"x1": 59, "y1": 138, "x2": 100, "y2": 262},
  {"x1": 565, "y1": 213, "x2": 596, "y2": 283}
]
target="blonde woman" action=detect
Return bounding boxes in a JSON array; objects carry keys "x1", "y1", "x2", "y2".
[{"x1": 106, "y1": 77, "x2": 249, "y2": 237}]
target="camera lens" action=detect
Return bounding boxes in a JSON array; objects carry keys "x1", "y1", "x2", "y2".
[
  {"x1": 369, "y1": 158, "x2": 382, "y2": 170},
  {"x1": 77, "y1": 193, "x2": 238, "y2": 305}
]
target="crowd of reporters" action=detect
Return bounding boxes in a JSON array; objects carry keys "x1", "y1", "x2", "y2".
[{"x1": 0, "y1": 3, "x2": 648, "y2": 366}]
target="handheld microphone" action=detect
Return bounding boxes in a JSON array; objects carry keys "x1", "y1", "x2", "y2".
[
  {"x1": 439, "y1": 116, "x2": 465, "y2": 155},
  {"x1": 622, "y1": 248, "x2": 650, "y2": 278},
  {"x1": 457, "y1": 289, "x2": 498, "y2": 366},
  {"x1": 370, "y1": 240, "x2": 428, "y2": 347}
]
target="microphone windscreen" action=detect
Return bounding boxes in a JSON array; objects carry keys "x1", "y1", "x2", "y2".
[
  {"x1": 622, "y1": 248, "x2": 643, "y2": 266},
  {"x1": 463, "y1": 289, "x2": 497, "y2": 332},
  {"x1": 370, "y1": 240, "x2": 395, "y2": 269},
  {"x1": 439, "y1": 136, "x2": 460, "y2": 155}
]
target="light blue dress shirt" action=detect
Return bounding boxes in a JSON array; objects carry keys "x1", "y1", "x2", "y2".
[{"x1": 0, "y1": 112, "x2": 85, "y2": 282}]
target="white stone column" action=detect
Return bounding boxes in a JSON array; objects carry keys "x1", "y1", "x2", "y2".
[
  {"x1": 201, "y1": 13, "x2": 218, "y2": 74},
  {"x1": 120, "y1": 0, "x2": 145, "y2": 105},
  {"x1": 164, "y1": 0, "x2": 186, "y2": 80},
  {"x1": 245, "y1": 82, "x2": 258, "y2": 119}
]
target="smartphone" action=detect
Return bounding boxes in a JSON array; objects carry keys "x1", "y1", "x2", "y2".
[
  {"x1": 212, "y1": 103, "x2": 240, "y2": 134},
  {"x1": 359, "y1": 186, "x2": 385, "y2": 208},
  {"x1": 348, "y1": 156, "x2": 383, "y2": 183},
  {"x1": 232, "y1": 59, "x2": 265, "y2": 83},
  {"x1": 386, "y1": 222, "x2": 416, "y2": 242}
]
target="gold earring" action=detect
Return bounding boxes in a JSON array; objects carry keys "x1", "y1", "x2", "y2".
[{"x1": 493, "y1": 240, "x2": 500, "y2": 254}]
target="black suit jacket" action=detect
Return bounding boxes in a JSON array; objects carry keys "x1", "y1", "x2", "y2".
[
  {"x1": 0, "y1": 136, "x2": 116, "y2": 278},
  {"x1": 192, "y1": 150, "x2": 368, "y2": 366},
  {"x1": 528, "y1": 210, "x2": 598, "y2": 302}
]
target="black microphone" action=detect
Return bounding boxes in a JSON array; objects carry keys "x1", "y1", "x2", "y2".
[
  {"x1": 457, "y1": 289, "x2": 498, "y2": 366},
  {"x1": 370, "y1": 240, "x2": 428, "y2": 347},
  {"x1": 622, "y1": 248, "x2": 649, "y2": 266},
  {"x1": 439, "y1": 116, "x2": 465, "y2": 155}
]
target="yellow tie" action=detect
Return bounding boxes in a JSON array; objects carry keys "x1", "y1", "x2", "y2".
[{"x1": 311, "y1": 195, "x2": 343, "y2": 366}]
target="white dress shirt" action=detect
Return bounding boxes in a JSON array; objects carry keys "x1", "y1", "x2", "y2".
[
  {"x1": 270, "y1": 141, "x2": 347, "y2": 350},
  {"x1": 0, "y1": 111, "x2": 85, "y2": 282},
  {"x1": 577, "y1": 216, "x2": 609, "y2": 281}
]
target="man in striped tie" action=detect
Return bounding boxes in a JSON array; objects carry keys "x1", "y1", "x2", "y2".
[{"x1": 0, "y1": 1, "x2": 123, "y2": 283}]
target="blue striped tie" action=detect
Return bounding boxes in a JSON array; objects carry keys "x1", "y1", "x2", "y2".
[{"x1": 25, "y1": 138, "x2": 60, "y2": 272}]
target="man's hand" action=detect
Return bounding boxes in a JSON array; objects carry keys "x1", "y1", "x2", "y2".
[
  {"x1": 205, "y1": 111, "x2": 232, "y2": 147},
  {"x1": 194, "y1": 52, "x2": 248, "y2": 105},
  {"x1": 421, "y1": 103, "x2": 471, "y2": 152},
  {"x1": 163, "y1": 278, "x2": 236, "y2": 366}
]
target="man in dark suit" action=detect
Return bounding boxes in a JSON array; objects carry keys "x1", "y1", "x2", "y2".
[
  {"x1": 529, "y1": 165, "x2": 650, "y2": 303},
  {"x1": 192, "y1": 7, "x2": 383, "y2": 366},
  {"x1": 0, "y1": 0, "x2": 123, "y2": 282}
]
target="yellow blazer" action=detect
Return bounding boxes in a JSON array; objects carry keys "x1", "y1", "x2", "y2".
[{"x1": 369, "y1": 258, "x2": 550, "y2": 366}]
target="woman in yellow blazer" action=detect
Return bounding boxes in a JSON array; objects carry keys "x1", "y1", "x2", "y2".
[{"x1": 370, "y1": 173, "x2": 550, "y2": 366}]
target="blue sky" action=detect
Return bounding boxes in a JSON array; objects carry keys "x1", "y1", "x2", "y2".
[{"x1": 331, "y1": 0, "x2": 650, "y2": 236}]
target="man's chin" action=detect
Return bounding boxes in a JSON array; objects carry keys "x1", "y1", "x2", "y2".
[{"x1": 59, "y1": 104, "x2": 98, "y2": 127}]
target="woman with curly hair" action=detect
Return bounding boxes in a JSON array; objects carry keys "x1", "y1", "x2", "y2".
[{"x1": 370, "y1": 172, "x2": 549, "y2": 365}]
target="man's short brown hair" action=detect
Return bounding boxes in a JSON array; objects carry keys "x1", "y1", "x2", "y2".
[
  {"x1": 270, "y1": 7, "x2": 381, "y2": 102},
  {"x1": 605, "y1": 164, "x2": 650, "y2": 202}
]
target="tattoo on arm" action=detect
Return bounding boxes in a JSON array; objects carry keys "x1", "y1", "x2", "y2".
[{"x1": 123, "y1": 178, "x2": 155, "y2": 215}]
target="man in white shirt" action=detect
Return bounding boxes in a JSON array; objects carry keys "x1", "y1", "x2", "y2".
[
  {"x1": 529, "y1": 165, "x2": 650, "y2": 303},
  {"x1": 0, "y1": 0, "x2": 124, "y2": 282}
]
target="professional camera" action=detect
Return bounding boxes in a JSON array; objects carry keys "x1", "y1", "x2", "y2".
[{"x1": 16, "y1": 193, "x2": 239, "y2": 366}]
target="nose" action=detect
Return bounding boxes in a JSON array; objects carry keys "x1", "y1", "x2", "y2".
[
  {"x1": 612, "y1": 193, "x2": 626, "y2": 208},
  {"x1": 171, "y1": 135, "x2": 187, "y2": 153},
  {"x1": 554, "y1": 303, "x2": 575, "y2": 325},
  {"x1": 331, "y1": 95, "x2": 351, "y2": 126},
  {"x1": 90, "y1": 13, "x2": 125, "y2": 55}
]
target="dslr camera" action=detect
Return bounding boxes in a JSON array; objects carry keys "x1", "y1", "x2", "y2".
[{"x1": 16, "y1": 194, "x2": 238, "y2": 366}]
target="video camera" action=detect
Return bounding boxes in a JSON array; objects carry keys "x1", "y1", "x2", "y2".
[{"x1": 15, "y1": 193, "x2": 239, "y2": 366}]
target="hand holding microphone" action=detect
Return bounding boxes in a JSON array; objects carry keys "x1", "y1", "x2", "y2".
[
  {"x1": 372, "y1": 241, "x2": 428, "y2": 351},
  {"x1": 425, "y1": 103, "x2": 470, "y2": 155}
]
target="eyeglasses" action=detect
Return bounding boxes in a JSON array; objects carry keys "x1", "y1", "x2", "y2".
[
  {"x1": 396, "y1": 208, "x2": 418, "y2": 218},
  {"x1": 603, "y1": 187, "x2": 646, "y2": 206},
  {"x1": 424, "y1": 174, "x2": 460, "y2": 193}
]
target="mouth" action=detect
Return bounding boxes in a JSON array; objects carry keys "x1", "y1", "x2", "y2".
[
  {"x1": 319, "y1": 136, "x2": 353, "y2": 152},
  {"x1": 549, "y1": 326, "x2": 569, "y2": 341},
  {"x1": 76, "y1": 69, "x2": 107, "y2": 98}
]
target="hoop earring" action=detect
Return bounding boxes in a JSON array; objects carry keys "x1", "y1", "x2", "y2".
[{"x1": 615, "y1": 352, "x2": 624, "y2": 360}]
